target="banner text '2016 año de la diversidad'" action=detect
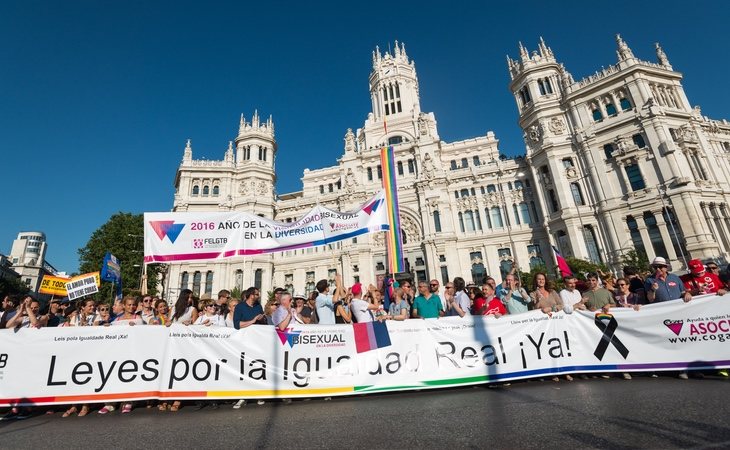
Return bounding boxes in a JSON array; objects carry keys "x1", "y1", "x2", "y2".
[{"x1": 1, "y1": 296, "x2": 729, "y2": 406}]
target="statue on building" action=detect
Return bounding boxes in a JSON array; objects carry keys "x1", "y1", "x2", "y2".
[
  {"x1": 418, "y1": 113, "x2": 430, "y2": 136},
  {"x1": 655, "y1": 43, "x2": 670, "y2": 66},
  {"x1": 422, "y1": 153, "x2": 435, "y2": 180},
  {"x1": 344, "y1": 168, "x2": 357, "y2": 193},
  {"x1": 344, "y1": 128, "x2": 356, "y2": 152}
]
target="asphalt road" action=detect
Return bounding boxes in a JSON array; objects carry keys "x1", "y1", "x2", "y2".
[{"x1": 1, "y1": 376, "x2": 729, "y2": 449}]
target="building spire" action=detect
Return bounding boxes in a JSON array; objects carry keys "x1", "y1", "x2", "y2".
[
  {"x1": 518, "y1": 41, "x2": 529, "y2": 62},
  {"x1": 616, "y1": 34, "x2": 635, "y2": 61},
  {"x1": 655, "y1": 42, "x2": 671, "y2": 68},
  {"x1": 183, "y1": 139, "x2": 192, "y2": 162},
  {"x1": 538, "y1": 36, "x2": 553, "y2": 58},
  {"x1": 252, "y1": 109, "x2": 260, "y2": 128}
]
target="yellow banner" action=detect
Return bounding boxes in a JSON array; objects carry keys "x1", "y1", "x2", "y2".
[
  {"x1": 38, "y1": 275, "x2": 70, "y2": 296},
  {"x1": 38, "y1": 272, "x2": 101, "y2": 297}
]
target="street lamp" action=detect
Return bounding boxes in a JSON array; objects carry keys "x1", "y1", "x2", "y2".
[
  {"x1": 657, "y1": 184, "x2": 688, "y2": 269},
  {"x1": 498, "y1": 169, "x2": 525, "y2": 271}
]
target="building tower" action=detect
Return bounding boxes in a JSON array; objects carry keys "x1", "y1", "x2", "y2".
[{"x1": 233, "y1": 110, "x2": 277, "y2": 218}]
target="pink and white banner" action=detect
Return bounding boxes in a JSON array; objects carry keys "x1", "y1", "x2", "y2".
[{"x1": 144, "y1": 192, "x2": 387, "y2": 263}]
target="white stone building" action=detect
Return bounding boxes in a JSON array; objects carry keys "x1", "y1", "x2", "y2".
[
  {"x1": 167, "y1": 38, "x2": 730, "y2": 298},
  {"x1": 6, "y1": 231, "x2": 57, "y2": 293}
]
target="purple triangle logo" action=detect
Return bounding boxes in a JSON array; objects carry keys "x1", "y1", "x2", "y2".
[{"x1": 663, "y1": 319, "x2": 684, "y2": 336}]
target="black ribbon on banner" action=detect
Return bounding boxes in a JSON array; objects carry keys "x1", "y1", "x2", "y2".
[{"x1": 594, "y1": 314, "x2": 630, "y2": 360}]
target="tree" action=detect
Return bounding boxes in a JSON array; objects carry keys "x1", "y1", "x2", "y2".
[
  {"x1": 619, "y1": 249, "x2": 650, "y2": 274},
  {"x1": 0, "y1": 276, "x2": 30, "y2": 297},
  {"x1": 77, "y1": 212, "x2": 160, "y2": 300},
  {"x1": 564, "y1": 257, "x2": 610, "y2": 281}
]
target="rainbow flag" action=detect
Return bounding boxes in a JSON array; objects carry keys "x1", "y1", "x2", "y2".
[
  {"x1": 353, "y1": 321, "x2": 392, "y2": 353},
  {"x1": 380, "y1": 146, "x2": 405, "y2": 273}
]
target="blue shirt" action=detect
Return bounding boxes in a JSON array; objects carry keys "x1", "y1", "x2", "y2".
[
  {"x1": 498, "y1": 285, "x2": 531, "y2": 315},
  {"x1": 316, "y1": 293, "x2": 336, "y2": 324},
  {"x1": 645, "y1": 273, "x2": 684, "y2": 302},
  {"x1": 233, "y1": 301, "x2": 264, "y2": 329}
]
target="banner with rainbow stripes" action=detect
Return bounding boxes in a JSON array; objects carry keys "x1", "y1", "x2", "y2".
[
  {"x1": 380, "y1": 145, "x2": 405, "y2": 274},
  {"x1": 1, "y1": 296, "x2": 729, "y2": 406}
]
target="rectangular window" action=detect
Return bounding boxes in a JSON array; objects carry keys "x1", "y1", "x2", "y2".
[
  {"x1": 377, "y1": 165, "x2": 382, "y2": 179},
  {"x1": 407, "y1": 159, "x2": 415, "y2": 174},
  {"x1": 440, "y1": 266, "x2": 449, "y2": 284},
  {"x1": 548, "y1": 189, "x2": 559, "y2": 212},
  {"x1": 625, "y1": 164, "x2": 646, "y2": 191}
]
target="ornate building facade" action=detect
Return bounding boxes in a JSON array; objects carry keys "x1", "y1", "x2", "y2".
[{"x1": 167, "y1": 37, "x2": 730, "y2": 298}]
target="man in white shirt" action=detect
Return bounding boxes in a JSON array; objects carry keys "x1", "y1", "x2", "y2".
[{"x1": 559, "y1": 276, "x2": 586, "y2": 313}]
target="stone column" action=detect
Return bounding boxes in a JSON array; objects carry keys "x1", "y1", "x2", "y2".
[
  {"x1": 634, "y1": 215, "x2": 655, "y2": 261},
  {"x1": 652, "y1": 210, "x2": 678, "y2": 262}
]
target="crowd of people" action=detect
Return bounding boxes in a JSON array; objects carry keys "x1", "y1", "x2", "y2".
[{"x1": 1, "y1": 256, "x2": 729, "y2": 419}]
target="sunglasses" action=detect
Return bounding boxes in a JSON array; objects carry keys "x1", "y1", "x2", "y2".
[
  {"x1": 99, "y1": 308, "x2": 109, "y2": 312},
  {"x1": 618, "y1": 283, "x2": 627, "y2": 287},
  {"x1": 430, "y1": 284, "x2": 439, "y2": 287},
  {"x1": 708, "y1": 266, "x2": 719, "y2": 270}
]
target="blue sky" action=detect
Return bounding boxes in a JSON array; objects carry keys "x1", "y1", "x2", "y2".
[{"x1": 2, "y1": 0, "x2": 729, "y2": 273}]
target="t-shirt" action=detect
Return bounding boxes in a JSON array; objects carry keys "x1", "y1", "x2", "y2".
[
  {"x1": 413, "y1": 294, "x2": 442, "y2": 318},
  {"x1": 350, "y1": 298, "x2": 373, "y2": 323},
  {"x1": 272, "y1": 307, "x2": 293, "y2": 328},
  {"x1": 485, "y1": 299, "x2": 507, "y2": 316},
  {"x1": 388, "y1": 300, "x2": 410, "y2": 318},
  {"x1": 447, "y1": 290, "x2": 471, "y2": 316},
  {"x1": 583, "y1": 288, "x2": 615, "y2": 311},
  {"x1": 559, "y1": 289, "x2": 582, "y2": 307},
  {"x1": 499, "y1": 286, "x2": 531, "y2": 315},
  {"x1": 233, "y1": 302, "x2": 265, "y2": 329},
  {"x1": 194, "y1": 314, "x2": 225, "y2": 327},
  {"x1": 315, "y1": 293, "x2": 336, "y2": 325},
  {"x1": 680, "y1": 272, "x2": 724, "y2": 295},
  {"x1": 645, "y1": 273, "x2": 684, "y2": 302}
]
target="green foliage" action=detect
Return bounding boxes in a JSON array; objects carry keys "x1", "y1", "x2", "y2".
[
  {"x1": 619, "y1": 249, "x2": 650, "y2": 273},
  {"x1": 0, "y1": 276, "x2": 30, "y2": 296},
  {"x1": 77, "y1": 212, "x2": 160, "y2": 301},
  {"x1": 565, "y1": 257, "x2": 610, "y2": 280},
  {"x1": 230, "y1": 287, "x2": 242, "y2": 300}
]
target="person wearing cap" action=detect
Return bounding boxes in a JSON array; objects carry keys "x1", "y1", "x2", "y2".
[
  {"x1": 680, "y1": 259, "x2": 727, "y2": 296},
  {"x1": 644, "y1": 257, "x2": 692, "y2": 303},
  {"x1": 350, "y1": 282, "x2": 378, "y2": 323}
]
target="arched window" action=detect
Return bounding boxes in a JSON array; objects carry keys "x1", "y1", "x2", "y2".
[
  {"x1": 193, "y1": 271, "x2": 201, "y2": 296},
  {"x1": 632, "y1": 134, "x2": 646, "y2": 148},
  {"x1": 401, "y1": 229, "x2": 408, "y2": 245},
  {"x1": 377, "y1": 165, "x2": 382, "y2": 179},
  {"x1": 625, "y1": 164, "x2": 646, "y2": 191},
  {"x1": 570, "y1": 183, "x2": 585, "y2": 205},
  {"x1": 254, "y1": 269, "x2": 263, "y2": 290},
  {"x1": 461, "y1": 158, "x2": 468, "y2": 168},
  {"x1": 519, "y1": 203, "x2": 532, "y2": 224},
  {"x1": 603, "y1": 143, "x2": 615, "y2": 159},
  {"x1": 212, "y1": 186, "x2": 219, "y2": 196},
  {"x1": 592, "y1": 107, "x2": 603, "y2": 122},
  {"x1": 491, "y1": 207, "x2": 504, "y2": 228},
  {"x1": 464, "y1": 211, "x2": 475, "y2": 232},
  {"x1": 626, "y1": 216, "x2": 647, "y2": 258},
  {"x1": 538, "y1": 79, "x2": 546, "y2": 95},
  {"x1": 202, "y1": 185, "x2": 210, "y2": 196},
  {"x1": 450, "y1": 160, "x2": 457, "y2": 170},
  {"x1": 605, "y1": 103, "x2": 617, "y2": 116},
  {"x1": 205, "y1": 271, "x2": 214, "y2": 295},
  {"x1": 461, "y1": 189, "x2": 469, "y2": 197},
  {"x1": 319, "y1": 185, "x2": 324, "y2": 194},
  {"x1": 433, "y1": 211, "x2": 442, "y2": 232},
  {"x1": 620, "y1": 97, "x2": 632, "y2": 110},
  {"x1": 458, "y1": 212, "x2": 465, "y2": 233},
  {"x1": 388, "y1": 136, "x2": 403, "y2": 145},
  {"x1": 487, "y1": 184, "x2": 496, "y2": 193},
  {"x1": 644, "y1": 212, "x2": 669, "y2": 260},
  {"x1": 192, "y1": 185, "x2": 199, "y2": 196},
  {"x1": 328, "y1": 183, "x2": 333, "y2": 193},
  {"x1": 408, "y1": 159, "x2": 415, "y2": 174}
]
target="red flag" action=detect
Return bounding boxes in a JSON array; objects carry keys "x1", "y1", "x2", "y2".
[{"x1": 552, "y1": 245, "x2": 573, "y2": 278}]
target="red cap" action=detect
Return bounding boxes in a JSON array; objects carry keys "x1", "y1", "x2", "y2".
[
  {"x1": 351, "y1": 283, "x2": 362, "y2": 296},
  {"x1": 688, "y1": 259, "x2": 705, "y2": 275}
]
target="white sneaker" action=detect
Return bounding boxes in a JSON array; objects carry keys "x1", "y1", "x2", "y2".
[
  {"x1": 678, "y1": 372, "x2": 689, "y2": 380},
  {"x1": 233, "y1": 399, "x2": 245, "y2": 409},
  {"x1": 257, "y1": 400, "x2": 265, "y2": 405},
  {"x1": 622, "y1": 373, "x2": 632, "y2": 380}
]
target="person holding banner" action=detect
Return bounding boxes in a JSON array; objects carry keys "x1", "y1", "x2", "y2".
[
  {"x1": 170, "y1": 289, "x2": 198, "y2": 325},
  {"x1": 0, "y1": 295, "x2": 19, "y2": 329},
  {"x1": 387, "y1": 287, "x2": 410, "y2": 321},
  {"x1": 195, "y1": 300, "x2": 226, "y2": 327},
  {"x1": 314, "y1": 275, "x2": 344, "y2": 324},
  {"x1": 499, "y1": 274, "x2": 531, "y2": 315},
  {"x1": 529, "y1": 273, "x2": 564, "y2": 314},
  {"x1": 233, "y1": 287, "x2": 266, "y2": 329},
  {"x1": 112, "y1": 296, "x2": 143, "y2": 326}
]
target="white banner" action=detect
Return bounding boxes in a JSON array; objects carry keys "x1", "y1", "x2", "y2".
[
  {"x1": 65, "y1": 272, "x2": 100, "y2": 301},
  {"x1": 1, "y1": 296, "x2": 729, "y2": 406},
  {"x1": 144, "y1": 191, "x2": 388, "y2": 263}
]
